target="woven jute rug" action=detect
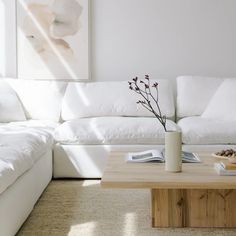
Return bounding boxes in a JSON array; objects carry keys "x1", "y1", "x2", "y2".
[{"x1": 17, "y1": 180, "x2": 236, "y2": 236}]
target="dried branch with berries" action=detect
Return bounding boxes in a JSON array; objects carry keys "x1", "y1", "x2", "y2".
[{"x1": 128, "y1": 75, "x2": 167, "y2": 132}]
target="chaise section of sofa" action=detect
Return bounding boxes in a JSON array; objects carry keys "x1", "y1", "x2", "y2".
[
  {"x1": 0, "y1": 79, "x2": 67, "y2": 236},
  {"x1": 0, "y1": 126, "x2": 53, "y2": 236}
]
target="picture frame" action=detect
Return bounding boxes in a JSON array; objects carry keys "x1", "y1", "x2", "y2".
[{"x1": 17, "y1": 0, "x2": 90, "y2": 80}]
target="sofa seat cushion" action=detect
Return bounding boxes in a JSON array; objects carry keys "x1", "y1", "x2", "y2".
[
  {"x1": 0, "y1": 126, "x2": 53, "y2": 194},
  {"x1": 0, "y1": 120, "x2": 60, "y2": 135},
  {"x1": 54, "y1": 117, "x2": 179, "y2": 145},
  {"x1": 178, "y1": 116, "x2": 236, "y2": 144}
]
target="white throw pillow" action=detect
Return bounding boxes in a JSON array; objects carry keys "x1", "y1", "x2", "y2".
[
  {"x1": 202, "y1": 79, "x2": 236, "y2": 121},
  {"x1": 0, "y1": 81, "x2": 26, "y2": 122}
]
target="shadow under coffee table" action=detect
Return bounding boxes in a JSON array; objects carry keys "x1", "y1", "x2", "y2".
[{"x1": 101, "y1": 152, "x2": 236, "y2": 228}]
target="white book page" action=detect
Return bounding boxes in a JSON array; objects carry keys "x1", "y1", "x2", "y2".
[{"x1": 126, "y1": 150, "x2": 163, "y2": 163}]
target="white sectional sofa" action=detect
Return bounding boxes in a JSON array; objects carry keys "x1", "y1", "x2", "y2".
[{"x1": 0, "y1": 76, "x2": 235, "y2": 235}]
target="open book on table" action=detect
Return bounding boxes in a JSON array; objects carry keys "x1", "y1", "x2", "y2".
[{"x1": 126, "y1": 149, "x2": 201, "y2": 163}]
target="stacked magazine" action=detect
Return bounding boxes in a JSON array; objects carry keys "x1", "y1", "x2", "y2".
[
  {"x1": 214, "y1": 162, "x2": 236, "y2": 176},
  {"x1": 126, "y1": 149, "x2": 201, "y2": 163}
]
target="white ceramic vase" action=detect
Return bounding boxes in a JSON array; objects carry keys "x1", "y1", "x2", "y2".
[{"x1": 165, "y1": 131, "x2": 182, "y2": 172}]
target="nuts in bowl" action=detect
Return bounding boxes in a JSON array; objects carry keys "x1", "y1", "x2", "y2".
[
  {"x1": 215, "y1": 149, "x2": 236, "y2": 157},
  {"x1": 213, "y1": 149, "x2": 236, "y2": 162}
]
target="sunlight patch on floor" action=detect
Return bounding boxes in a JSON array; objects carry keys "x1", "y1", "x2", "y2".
[
  {"x1": 82, "y1": 180, "x2": 100, "y2": 187},
  {"x1": 123, "y1": 212, "x2": 137, "y2": 236},
  {"x1": 69, "y1": 222, "x2": 97, "y2": 236}
]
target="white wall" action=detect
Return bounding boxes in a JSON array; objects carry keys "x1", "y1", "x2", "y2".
[
  {"x1": 0, "y1": 1, "x2": 4, "y2": 77},
  {"x1": 92, "y1": 0, "x2": 236, "y2": 81},
  {"x1": 1, "y1": 0, "x2": 236, "y2": 81},
  {"x1": 0, "y1": 0, "x2": 16, "y2": 77}
]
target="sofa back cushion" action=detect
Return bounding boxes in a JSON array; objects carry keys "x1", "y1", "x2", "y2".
[
  {"x1": 0, "y1": 80, "x2": 26, "y2": 122},
  {"x1": 202, "y1": 79, "x2": 236, "y2": 121},
  {"x1": 176, "y1": 76, "x2": 223, "y2": 118},
  {"x1": 5, "y1": 79, "x2": 67, "y2": 121},
  {"x1": 61, "y1": 80, "x2": 175, "y2": 120}
]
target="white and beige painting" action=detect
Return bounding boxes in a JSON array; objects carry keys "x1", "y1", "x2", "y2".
[{"x1": 17, "y1": 0, "x2": 89, "y2": 80}]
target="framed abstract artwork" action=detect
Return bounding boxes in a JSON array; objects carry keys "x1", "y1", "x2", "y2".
[{"x1": 17, "y1": 0, "x2": 90, "y2": 80}]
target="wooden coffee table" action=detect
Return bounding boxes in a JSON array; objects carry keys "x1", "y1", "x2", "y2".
[{"x1": 101, "y1": 152, "x2": 236, "y2": 228}]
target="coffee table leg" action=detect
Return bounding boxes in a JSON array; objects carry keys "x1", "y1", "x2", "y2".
[
  {"x1": 151, "y1": 189, "x2": 185, "y2": 227},
  {"x1": 151, "y1": 189, "x2": 236, "y2": 227}
]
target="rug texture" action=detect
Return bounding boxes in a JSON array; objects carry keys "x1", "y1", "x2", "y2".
[{"x1": 17, "y1": 180, "x2": 236, "y2": 236}]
